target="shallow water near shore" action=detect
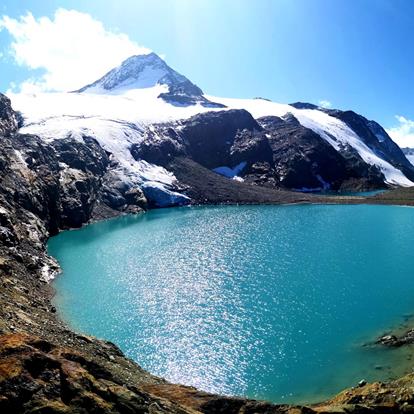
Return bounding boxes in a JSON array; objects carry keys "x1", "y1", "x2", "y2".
[{"x1": 49, "y1": 204, "x2": 414, "y2": 404}]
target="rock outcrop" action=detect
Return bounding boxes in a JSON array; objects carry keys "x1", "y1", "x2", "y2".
[
  {"x1": 132, "y1": 110, "x2": 392, "y2": 192},
  {"x1": 0, "y1": 94, "x2": 18, "y2": 135},
  {"x1": 328, "y1": 109, "x2": 414, "y2": 182},
  {"x1": 377, "y1": 329, "x2": 414, "y2": 347}
]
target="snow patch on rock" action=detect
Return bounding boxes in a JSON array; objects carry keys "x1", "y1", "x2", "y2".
[{"x1": 213, "y1": 161, "x2": 247, "y2": 180}]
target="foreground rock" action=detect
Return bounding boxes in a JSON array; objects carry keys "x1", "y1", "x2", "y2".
[
  {"x1": 0, "y1": 333, "x2": 172, "y2": 413},
  {"x1": 377, "y1": 329, "x2": 414, "y2": 347}
]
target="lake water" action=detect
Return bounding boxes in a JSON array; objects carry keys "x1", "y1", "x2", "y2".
[{"x1": 49, "y1": 204, "x2": 414, "y2": 403}]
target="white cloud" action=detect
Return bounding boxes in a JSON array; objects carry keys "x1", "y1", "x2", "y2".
[
  {"x1": 0, "y1": 8, "x2": 151, "y2": 92},
  {"x1": 318, "y1": 99, "x2": 332, "y2": 109},
  {"x1": 386, "y1": 115, "x2": 414, "y2": 148}
]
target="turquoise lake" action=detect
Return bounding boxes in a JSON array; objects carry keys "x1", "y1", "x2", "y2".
[{"x1": 49, "y1": 204, "x2": 414, "y2": 403}]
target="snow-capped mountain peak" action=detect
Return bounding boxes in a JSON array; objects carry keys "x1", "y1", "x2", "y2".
[
  {"x1": 76, "y1": 52, "x2": 189, "y2": 92},
  {"x1": 75, "y1": 52, "x2": 224, "y2": 108}
]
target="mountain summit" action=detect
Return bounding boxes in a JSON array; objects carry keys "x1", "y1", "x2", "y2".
[{"x1": 76, "y1": 52, "x2": 224, "y2": 107}]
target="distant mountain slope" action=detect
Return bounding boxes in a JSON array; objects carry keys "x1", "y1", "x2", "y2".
[
  {"x1": 7, "y1": 52, "x2": 414, "y2": 205},
  {"x1": 290, "y1": 102, "x2": 413, "y2": 176},
  {"x1": 206, "y1": 96, "x2": 414, "y2": 187},
  {"x1": 322, "y1": 108, "x2": 414, "y2": 181},
  {"x1": 403, "y1": 148, "x2": 414, "y2": 166}
]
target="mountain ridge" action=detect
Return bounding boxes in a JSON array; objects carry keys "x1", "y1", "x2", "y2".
[{"x1": 8, "y1": 52, "x2": 414, "y2": 208}]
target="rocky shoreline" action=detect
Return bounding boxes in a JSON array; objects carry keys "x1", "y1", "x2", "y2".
[{"x1": 2, "y1": 89, "x2": 414, "y2": 412}]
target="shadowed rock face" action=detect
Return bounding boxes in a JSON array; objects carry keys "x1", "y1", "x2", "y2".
[
  {"x1": 131, "y1": 109, "x2": 262, "y2": 168},
  {"x1": 0, "y1": 93, "x2": 152, "y2": 282},
  {"x1": 289, "y1": 102, "x2": 320, "y2": 110},
  {"x1": 230, "y1": 128, "x2": 274, "y2": 166},
  {"x1": 255, "y1": 115, "x2": 349, "y2": 189},
  {"x1": 181, "y1": 109, "x2": 262, "y2": 168},
  {"x1": 0, "y1": 130, "x2": 146, "y2": 234},
  {"x1": 291, "y1": 102, "x2": 414, "y2": 184},
  {"x1": 327, "y1": 109, "x2": 414, "y2": 181},
  {"x1": 258, "y1": 115, "x2": 387, "y2": 190},
  {"x1": 0, "y1": 94, "x2": 18, "y2": 135}
]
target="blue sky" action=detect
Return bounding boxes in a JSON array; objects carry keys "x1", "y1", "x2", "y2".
[{"x1": 0, "y1": 0, "x2": 413, "y2": 141}]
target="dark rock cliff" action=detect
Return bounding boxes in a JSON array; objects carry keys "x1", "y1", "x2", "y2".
[
  {"x1": 328, "y1": 109, "x2": 414, "y2": 181},
  {"x1": 0, "y1": 94, "x2": 18, "y2": 135},
  {"x1": 132, "y1": 110, "x2": 390, "y2": 192}
]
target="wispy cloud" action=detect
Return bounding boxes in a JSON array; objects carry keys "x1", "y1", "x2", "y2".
[
  {"x1": 318, "y1": 99, "x2": 332, "y2": 109},
  {"x1": 0, "y1": 8, "x2": 150, "y2": 92},
  {"x1": 386, "y1": 115, "x2": 414, "y2": 148}
]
